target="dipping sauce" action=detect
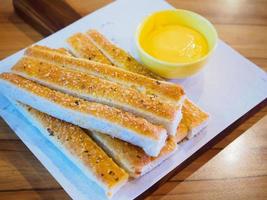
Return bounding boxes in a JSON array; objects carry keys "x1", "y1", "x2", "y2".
[{"x1": 141, "y1": 24, "x2": 208, "y2": 63}]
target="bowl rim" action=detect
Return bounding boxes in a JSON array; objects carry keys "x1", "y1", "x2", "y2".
[{"x1": 135, "y1": 9, "x2": 218, "y2": 67}]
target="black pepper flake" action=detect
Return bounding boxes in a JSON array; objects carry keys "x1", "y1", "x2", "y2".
[
  {"x1": 127, "y1": 56, "x2": 131, "y2": 61},
  {"x1": 115, "y1": 177, "x2": 119, "y2": 181},
  {"x1": 84, "y1": 150, "x2": 89, "y2": 153},
  {"x1": 111, "y1": 87, "x2": 117, "y2": 92},
  {"x1": 136, "y1": 155, "x2": 141, "y2": 159},
  {"x1": 27, "y1": 107, "x2": 32, "y2": 112},
  {"x1": 39, "y1": 62, "x2": 43, "y2": 65},
  {"x1": 156, "y1": 80, "x2": 161, "y2": 85},
  {"x1": 47, "y1": 128, "x2": 54, "y2": 136},
  {"x1": 140, "y1": 99, "x2": 144, "y2": 104},
  {"x1": 108, "y1": 170, "x2": 115, "y2": 175},
  {"x1": 88, "y1": 57, "x2": 92, "y2": 60},
  {"x1": 101, "y1": 173, "x2": 104, "y2": 177},
  {"x1": 74, "y1": 100, "x2": 80, "y2": 105}
]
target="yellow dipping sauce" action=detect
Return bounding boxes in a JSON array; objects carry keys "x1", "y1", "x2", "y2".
[{"x1": 141, "y1": 24, "x2": 208, "y2": 63}]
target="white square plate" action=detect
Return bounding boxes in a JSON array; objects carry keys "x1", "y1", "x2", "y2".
[{"x1": 0, "y1": 0, "x2": 266, "y2": 199}]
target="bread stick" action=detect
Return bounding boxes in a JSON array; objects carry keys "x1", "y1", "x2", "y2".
[
  {"x1": 12, "y1": 56, "x2": 182, "y2": 135},
  {"x1": 11, "y1": 101, "x2": 128, "y2": 197},
  {"x1": 25, "y1": 46, "x2": 185, "y2": 104},
  {"x1": 0, "y1": 73, "x2": 167, "y2": 157}
]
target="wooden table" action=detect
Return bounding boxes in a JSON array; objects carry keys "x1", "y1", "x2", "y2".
[{"x1": 0, "y1": 0, "x2": 266, "y2": 199}]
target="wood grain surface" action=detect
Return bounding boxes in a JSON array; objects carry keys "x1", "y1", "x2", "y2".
[
  {"x1": 12, "y1": 0, "x2": 81, "y2": 35},
  {"x1": 0, "y1": 0, "x2": 266, "y2": 199}
]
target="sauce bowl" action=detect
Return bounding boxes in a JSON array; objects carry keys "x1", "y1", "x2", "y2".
[{"x1": 135, "y1": 9, "x2": 218, "y2": 79}]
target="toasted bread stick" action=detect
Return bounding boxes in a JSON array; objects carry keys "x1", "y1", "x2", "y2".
[
  {"x1": 12, "y1": 57, "x2": 182, "y2": 135},
  {"x1": 11, "y1": 101, "x2": 128, "y2": 197},
  {"x1": 25, "y1": 46, "x2": 185, "y2": 104},
  {"x1": 0, "y1": 73, "x2": 167, "y2": 157}
]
